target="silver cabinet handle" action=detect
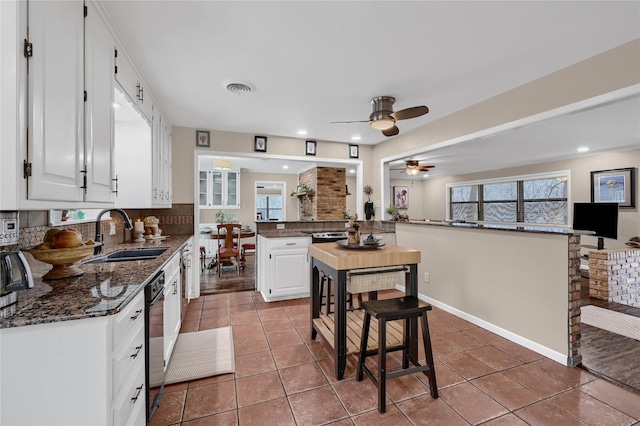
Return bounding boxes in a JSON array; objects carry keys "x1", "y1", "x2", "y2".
[
  {"x1": 173, "y1": 279, "x2": 178, "y2": 295},
  {"x1": 130, "y1": 344, "x2": 143, "y2": 359}
]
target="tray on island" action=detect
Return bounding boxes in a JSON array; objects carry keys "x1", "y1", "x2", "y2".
[{"x1": 335, "y1": 240, "x2": 385, "y2": 250}]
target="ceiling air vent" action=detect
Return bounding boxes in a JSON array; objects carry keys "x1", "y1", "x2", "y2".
[{"x1": 223, "y1": 80, "x2": 255, "y2": 95}]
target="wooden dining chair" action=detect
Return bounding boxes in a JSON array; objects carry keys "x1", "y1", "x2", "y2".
[{"x1": 217, "y1": 223, "x2": 242, "y2": 276}]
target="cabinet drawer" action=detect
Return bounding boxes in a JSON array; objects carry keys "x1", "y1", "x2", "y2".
[
  {"x1": 164, "y1": 252, "x2": 180, "y2": 277},
  {"x1": 112, "y1": 321, "x2": 144, "y2": 399},
  {"x1": 267, "y1": 237, "x2": 311, "y2": 250},
  {"x1": 112, "y1": 292, "x2": 144, "y2": 351},
  {"x1": 113, "y1": 362, "x2": 145, "y2": 426}
]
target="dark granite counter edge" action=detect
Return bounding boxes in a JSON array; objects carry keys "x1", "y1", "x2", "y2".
[
  {"x1": 398, "y1": 220, "x2": 593, "y2": 236},
  {"x1": 1, "y1": 235, "x2": 192, "y2": 329}
]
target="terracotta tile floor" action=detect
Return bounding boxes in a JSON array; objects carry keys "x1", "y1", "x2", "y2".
[{"x1": 151, "y1": 290, "x2": 640, "y2": 425}]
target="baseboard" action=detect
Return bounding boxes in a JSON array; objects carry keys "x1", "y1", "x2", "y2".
[{"x1": 396, "y1": 284, "x2": 568, "y2": 365}]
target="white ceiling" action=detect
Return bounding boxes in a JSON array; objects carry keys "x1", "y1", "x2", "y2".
[{"x1": 101, "y1": 1, "x2": 640, "y2": 178}]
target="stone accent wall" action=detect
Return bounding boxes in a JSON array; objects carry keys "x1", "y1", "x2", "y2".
[
  {"x1": 297, "y1": 167, "x2": 346, "y2": 221},
  {"x1": 298, "y1": 168, "x2": 317, "y2": 220},
  {"x1": 588, "y1": 248, "x2": 640, "y2": 307},
  {"x1": 316, "y1": 167, "x2": 346, "y2": 220},
  {"x1": 567, "y1": 234, "x2": 582, "y2": 367}
]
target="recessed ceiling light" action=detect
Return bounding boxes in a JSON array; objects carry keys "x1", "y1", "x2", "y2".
[
  {"x1": 282, "y1": 165, "x2": 289, "y2": 169},
  {"x1": 297, "y1": 130, "x2": 307, "y2": 135},
  {"x1": 351, "y1": 135, "x2": 361, "y2": 141},
  {"x1": 349, "y1": 169, "x2": 356, "y2": 174},
  {"x1": 577, "y1": 146, "x2": 589, "y2": 153},
  {"x1": 423, "y1": 174, "x2": 430, "y2": 178}
]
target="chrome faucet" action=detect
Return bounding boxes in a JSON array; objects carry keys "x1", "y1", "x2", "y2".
[{"x1": 94, "y1": 209, "x2": 133, "y2": 255}]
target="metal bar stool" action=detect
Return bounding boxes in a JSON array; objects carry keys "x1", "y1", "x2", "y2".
[{"x1": 357, "y1": 295, "x2": 438, "y2": 413}]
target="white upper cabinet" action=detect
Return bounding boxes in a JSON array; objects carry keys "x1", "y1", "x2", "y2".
[
  {"x1": 114, "y1": 47, "x2": 153, "y2": 121},
  {"x1": 21, "y1": 1, "x2": 116, "y2": 207},
  {"x1": 152, "y1": 111, "x2": 172, "y2": 207},
  {"x1": 199, "y1": 169, "x2": 240, "y2": 209},
  {"x1": 84, "y1": 2, "x2": 116, "y2": 203},
  {"x1": 26, "y1": 1, "x2": 85, "y2": 202}
]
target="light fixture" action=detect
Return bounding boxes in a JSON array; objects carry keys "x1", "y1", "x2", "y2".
[
  {"x1": 213, "y1": 159, "x2": 232, "y2": 170},
  {"x1": 577, "y1": 146, "x2": 589, "y2": 153},
  {"x1": 405, "y1": 167, "x2": 419, "y2": 176},
  {"x1": 351, "y1": 135, "x2": 361, "y2": 141},
  {"x1": 297, "y1": 130, "x2": 308, "y2": 135},
  {"x1": 370, "y1": 116, "x2": 395, "y2": 130},
  {"x1": 282, "y1": 165, "x2": 289, "y2": 169}
]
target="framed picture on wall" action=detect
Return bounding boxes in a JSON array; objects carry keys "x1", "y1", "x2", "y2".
[
  {"x1": 305, "y1": 140, "x2": 316, "y2": 156},
  {"x1": 196, "y1": 130, "x2": 210, "y2": 147},
  {"x1": 349, "y1": 144, "x2": 359, "y2": 158},
  {"x1": 591, "y1": 167, "x2": 636, "y2": 208},
  {"x1": 394, "y1": 186, "x2": 409, "y2": 209},
  {"x1": 254, "y1": 136, "x2": 267, "y2": 152}
]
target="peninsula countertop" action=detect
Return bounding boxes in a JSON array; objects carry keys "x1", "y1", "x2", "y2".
[{"x1": 1, "y1": 235, "x2": 192, "y2": 329}]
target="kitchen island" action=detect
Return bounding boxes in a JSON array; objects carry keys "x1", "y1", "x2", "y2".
[{"x1": 309, "y1": 242, "x2": 421, "y2": 380}]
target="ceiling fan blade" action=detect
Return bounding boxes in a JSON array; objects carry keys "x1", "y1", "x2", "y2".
[
  {"x1": 418, "y1": 165, "x2": 435, "y2": 171},
  {"x1": 382, "y1": 125, "x2": 399, "y2": 137},
  {"x1": 391, "y1": 105, "x2": 429, "y2": 121},
  {"x1": 330, "y1": 120, "x2": 369, "y2": 124}
]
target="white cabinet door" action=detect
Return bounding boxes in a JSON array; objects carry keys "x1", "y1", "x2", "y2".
[
  {"x1": 200, "y1": 170, "x2": 240, "y2": 208},
  {"x1": 152, "y1": 112, "x2": 172, "y2": 206},
  {"x1": 26, "y1": 1, "x2": 84, "y2": 202},
  {"x1": 258, "y1": 236, "x2": 311, "y2": 301},
  {"x1": 270, "y1": 247, "x2": 310, "y2": 298},
  {"x1": 163, "y1": 253, "x2": 181, "y2": 366},
  {"x1": 114, "y1": 47, "x2": 152, "y2": 121},
  {"x1": 84, "y1": 2, "x2": 115, "y2": 203}
]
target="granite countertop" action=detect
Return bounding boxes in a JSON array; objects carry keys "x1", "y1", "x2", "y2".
[
  {"x1": 0, "y1": 235, "x2": 192, "y2": 329},
  {"x1": 258, "y1": 230, "x2": 311, "y2": 238},
  {"x1": 403, "y1": 220, "x2": 593, "y2": 235}
]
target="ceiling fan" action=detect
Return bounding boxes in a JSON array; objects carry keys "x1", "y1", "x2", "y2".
[
  {"x1": 331, "y1": 96, "x2": 429, "y2": 137},
  {"x1": 391, "y1": 160, "x2": 435, "y2": 176}
]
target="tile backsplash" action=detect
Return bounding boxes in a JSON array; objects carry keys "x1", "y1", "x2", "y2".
[{"x1": 16, "y1": 204, "x2": 195, "y2": 250}]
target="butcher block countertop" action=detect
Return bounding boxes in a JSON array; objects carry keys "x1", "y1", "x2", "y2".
[{"x1": 308, "y1": 242, "x2": 421, "y2": 270}]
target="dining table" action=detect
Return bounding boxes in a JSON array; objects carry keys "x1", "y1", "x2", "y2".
[
  {"x1": 308, "y1": 242, "x2": 421, "y2": 380},
  {"x1": 202, "y1": 229, "x2": 256, "y2": 268}
]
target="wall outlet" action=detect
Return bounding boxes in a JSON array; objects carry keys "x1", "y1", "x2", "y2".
[
  {"x1": 276, "y1": 223, "x2": 285, "y2": 230},
  {"x1": 109, "y1": 221, "x2": 116, "y2": 235},
  {"x1": 345, "y1": 222, "x2": 350, "y2": 228},
  {"x1": 424, "y1": 272, "x2": 430, "y2": 283}
]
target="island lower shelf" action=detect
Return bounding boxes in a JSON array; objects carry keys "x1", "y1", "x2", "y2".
[{"x1": 313, "y1": 310, "x2": 404, "y2": 354}]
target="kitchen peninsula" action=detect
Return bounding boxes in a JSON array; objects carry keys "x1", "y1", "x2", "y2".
[
  {"x1": 255, "y1": 220, "x2": 396, "y2": 302},
  {"x1": 393, "y1": 220, "x2": 585, "y2": 367}
]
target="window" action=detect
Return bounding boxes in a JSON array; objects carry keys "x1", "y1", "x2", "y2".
[
  {"x1": 448, "y1": 172, "x2": 569, "y2": 226},
  {"x1": 256, "y1": 195, "x2": 283, "y2": 221}
]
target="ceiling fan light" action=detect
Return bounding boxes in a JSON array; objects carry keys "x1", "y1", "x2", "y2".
[
  {"x1": 371, "y1": 117, "x2": 395, "y2": 130},
  {"x1": 213, "y1": 159, "x2": 232, "y2": 170},
  {"x1": 405, "y1": 167, "x2": 419, "y2": 176}
]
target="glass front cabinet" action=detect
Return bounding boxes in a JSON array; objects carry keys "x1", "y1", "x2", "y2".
[{"x1": 199, "y1": 170, "x2": 240, "y2": 208}]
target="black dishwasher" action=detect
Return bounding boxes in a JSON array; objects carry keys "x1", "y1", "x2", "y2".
[{"x1": 145, "y1": 270, "x2": 165, "y2": 422}]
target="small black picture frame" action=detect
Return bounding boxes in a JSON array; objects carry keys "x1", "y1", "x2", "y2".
[
  {"x1": 254, "y1": 136, "x2": 267, "y2": 152},
  {"x1": 349, "y1": 144, "x2": 359, "y2": 158},
  {"x1": 305, "y1": 140, "x2": 316, "y2": 156},
  {"x1": 196, "y1": 130, "x2": 210, "y2": 148}
]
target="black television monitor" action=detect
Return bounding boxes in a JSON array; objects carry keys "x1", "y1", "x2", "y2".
[{"x1": 572, "y1": 202, "x2": 619, "y2": 249}]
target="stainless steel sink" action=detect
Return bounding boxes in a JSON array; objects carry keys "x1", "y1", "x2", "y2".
[{"x1": 84, "y1": 248, "x2": 168, "y2": 264}]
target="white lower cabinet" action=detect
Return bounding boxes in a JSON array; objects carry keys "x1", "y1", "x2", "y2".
[
  {"x1": 0, "y1": 291, "x2": 145, "y2": 426},
  {"x1": 163, "y1": 252, "x2": 181, "y2": 366},
  {"x1": 257, "y1": 235, "x2": 311, "y2": 302}
]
